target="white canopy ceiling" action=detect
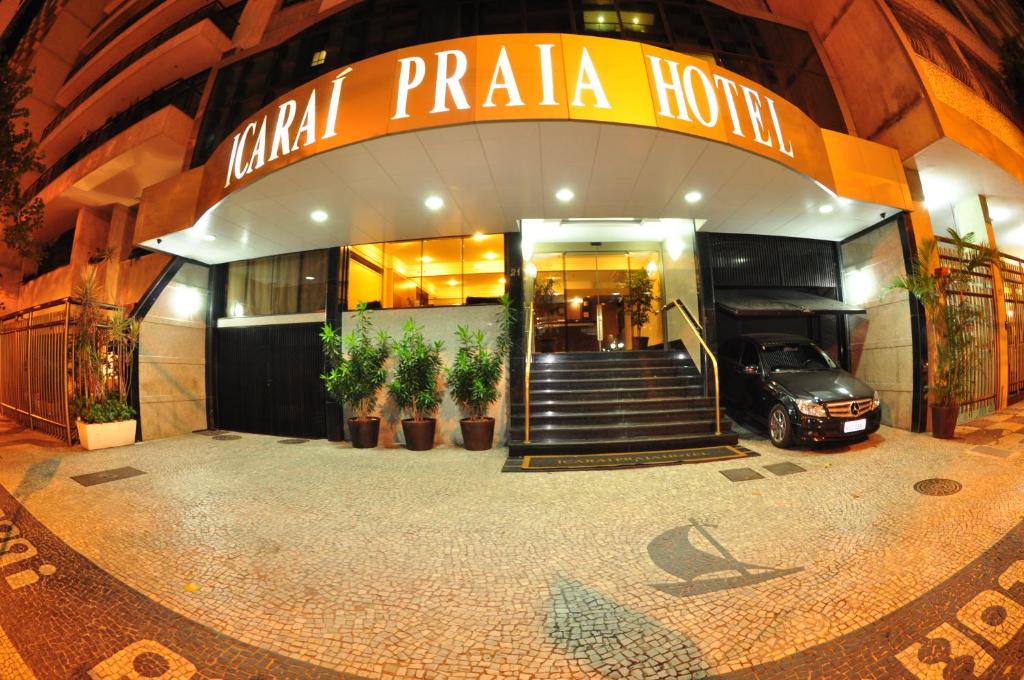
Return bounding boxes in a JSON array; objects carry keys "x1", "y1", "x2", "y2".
[{"x1": 144, "y1": 120, "x2": 898, "y2": 264}]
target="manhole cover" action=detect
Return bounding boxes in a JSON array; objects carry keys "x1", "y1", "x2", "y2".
[
  {"x1": 278, "y1": 438, "x2": 308, "y2": 445},
  {"x1": 914, "y1": 478, "x2": 962, "y2": 496},
  {"x1": 212, "y1": 434, "x2": 242, "y2": 441}
]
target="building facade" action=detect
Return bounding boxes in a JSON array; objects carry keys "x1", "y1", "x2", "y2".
[{"x1": 0, "y1": 0, "x2": 1022, "y2": 448}]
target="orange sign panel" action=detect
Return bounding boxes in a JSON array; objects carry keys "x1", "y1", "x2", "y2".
[{"x1": 198, "y1": 34, "x2": 835, "y2": 217}]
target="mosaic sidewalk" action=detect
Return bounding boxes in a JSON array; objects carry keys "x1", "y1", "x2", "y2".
[{"x1": 2, "y1": 417, "x2": 1024, "y2": 678}]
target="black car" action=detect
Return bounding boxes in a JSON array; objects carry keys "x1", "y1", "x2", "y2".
[{"x1": 719, "y1": 333, "x2": 881, "y2": 448}]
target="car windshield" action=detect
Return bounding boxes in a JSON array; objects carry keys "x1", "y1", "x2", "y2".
[{"x1": 761, "y1": 343, "x2": 835, "y2": 372}]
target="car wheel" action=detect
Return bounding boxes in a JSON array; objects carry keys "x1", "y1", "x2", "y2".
[{"x1": 768, "y1": 404, "x2": 794, "y2": 449}]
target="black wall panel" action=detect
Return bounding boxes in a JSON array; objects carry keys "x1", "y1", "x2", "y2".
[
  {"x1": 706, "y1": 233, "x2": 839, "y2": 289},
  {"x1": 215, "y1": 323, "x2": 326, "y2": 438}
]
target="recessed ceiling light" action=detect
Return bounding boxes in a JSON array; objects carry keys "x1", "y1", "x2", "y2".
[
  {"x1": 420, "y1": 255, "x2": 433, "y2": 263},
  {"x1": 555, "y1": 187, "x2": 575, "y2": 203},
  {"x1": 684, "y1": 191, "x2": 702, "y2": 204},
  {"x1": 305, "y1": 275, "x2": 315, "y2": 281},
  {"x1": 483, "y1": 251, "x2": 497, "y2": 260},
  {"x1": 310, "y1": 209, "x2": 328, "y2": 222},
  {"x1": 632, "y1": 16, "x2": 639, "y2": 24},
  {"x1": 819, "y1": 204, "x2": 834, "y2": 214},
  {"x1": 424, "y1": 195, "x2": 444, "y2": 211},
  {"x1": 597, "y1": 15, "x2": 605, "y2": 22},
  {"x1": 202, "y1": 234, "x2": 216, "y2": 241},
  {"x1": 447, "y1": 278, "x2": 458, "y2": 286}
]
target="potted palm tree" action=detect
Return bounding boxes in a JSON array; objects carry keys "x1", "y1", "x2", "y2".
[
  {"x1": 73, "y1": 268, "x2": 140, "y2": 450},
  {"x1": 624, "y1": 269, "x2": 656, "y2": 349},
  {"x1": 320, "y1": 303, "x2": 390, "y2": 448},
  {"x1": 446, "y1": 295, "x2": 513, "y2": 450},
  {"x1": 388, "y1": 319, "x2": 444, "y2": 450},
  {"x1": 887, "y1": 229, "x2": 997, "y2": 438}
]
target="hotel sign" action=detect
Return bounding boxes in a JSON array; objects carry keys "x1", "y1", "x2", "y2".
[{"x1": 200, "y1": 33, "x2": 834, "y2": 214}]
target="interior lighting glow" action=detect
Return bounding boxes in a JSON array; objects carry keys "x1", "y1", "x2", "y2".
[
  {"x1": 483, "y1": 251, "x2": 497, "y2": 260},
  {"x1": 684, "y1": 191, "x2": 702, "y2": 204},
  {"x1": 597, "y1": 15, "x2": 605, "y2": 22},
  {"x1": 202, "y1": 234, "x2": 216, "y2": 241},
  {"x1": 473, "y1": 232, "x2": 485, "y2": 240},
  {"x1": 499, "y1": 277, "x2": 507, "y2": 284},
  {"x1": 525, "y1": 262, "x2": 538, "y2": 277},
  {"x1": 556, "y1": 187, "x2": 575, "y2": 203},
  {"x1": 424, "y1": 195, "x2": 444, "y2": 211},
  {"x1": 819, "y1": 204, "x2": 834, "y2": 214},
  {"x1": 632, "y1": 16, "x2": 639, "y2": 24},
  {"x1": 646, "y1": 261, "x2": 657, "y2": 276},
  {"x1": 570, "y1": 297, "x2": 584, "y2": 304},
  {"x1": 173, "y1": 287, "x2": 202, "y2": 317},
  {"x1": 666, "y1": 236, "x2": 684, "y2": 262},
  {"x1": 305, "y1": 275, "x2": 316, "y2": 281},
  {"x1": 231, "y1": 302, "x2": 245, "y2": 318},
  {"x1": 447, "y1": 278, "x2": 458, "y2": 286},
  {"x1": 990, "y1": 206, "x2": 1012, "y2": 222},
  {"x1": 310, "y1": 209, "x2": 329, "y2": 222}
]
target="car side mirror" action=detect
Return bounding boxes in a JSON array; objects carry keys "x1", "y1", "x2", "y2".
[{"x1": 743, "y1": 365, "x2": 760, "y2": 375}]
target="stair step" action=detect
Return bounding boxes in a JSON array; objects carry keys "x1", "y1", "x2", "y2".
[
  {"x1": 518, "y1": 408, "x2": 717, "y2": 425},
  {"x1": 529, "y1": 386, "x2": 701, "y2": 401},
  {"x1": 508, "y1": 431, "x2": 739, "y2": 456},
  {"x1": 530, "y1": 375, "x2": 700, "y2": 388},
  {"x1": 531, "y1": 358, "x2": 688, "y2": 371},
  {"x1": 531, "y1": 365, "x2": 699, "y2": 379},
  {"x1": 512, "y1": 396, "x2": 716, "y2": 414},
  {"x1": 510, "y1": 419, "x2": 726, "y2": 442}
]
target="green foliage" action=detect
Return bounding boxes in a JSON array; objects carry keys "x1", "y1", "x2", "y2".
[
  {"x1": 76, "y1": 396, "x2": 136, "y2": 424},
  {"x1": 320, "y1": 304, "x2": 390, "y2": 419},
  {"x1": 446, "y1": 325, "x2": 503, "y2": 420},
  {"x1": 388, "y1": 319, "x2": 444, "y2": 421},
  {"x1": 72, "y1": 267, "x2": 139, "y2": 423},
  {"x1": 0, "y1": 62, "x2": 44, "y2": 260},
  {"x1": 624, "y1": 269, "x2": 656, "y2": 338},
  {"x1": 885, "y1": 229, "x2": 997, "y2": 407}
]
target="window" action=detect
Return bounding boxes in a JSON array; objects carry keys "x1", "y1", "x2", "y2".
[
  {"x1": 344, "y1": 234, "x2": 506, "y2": 310},
  {"x1": 225, "y1": 250, "x2": 327, "y2": 318},
  {"x1": 310, "y1": 49, "x2": 326, "y2": 67}
]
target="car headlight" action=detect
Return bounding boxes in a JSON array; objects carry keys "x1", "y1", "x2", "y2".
[
  {"x1": 872, "y1": 390, "x2": 881, "y2": 410},
  {"x1": 795, "y1": 399, "x2": 827, "y2": 418}
]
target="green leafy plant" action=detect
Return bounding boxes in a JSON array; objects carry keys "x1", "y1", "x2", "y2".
[
  {"x1": 445, "y1": 295, "x2": 514, "y2": 421},
  {"x1": 0, "y1": 62, "x2": 44, "y2": 260},
  {"x1": 388, "y1": 319, "x2": 444, "y2": 421},
  {"x1": 320, "y1": 304, "x2": 390, "y2": 420},
  {"x1": 885, "y1": 229, "x2": 997, "y2": 407},
  {"x1": 624, "y1": 268, "x2": 656, "y2": 340},
  {"x1": 72, "y1": 268, "x2": 140, "y2": 424}
]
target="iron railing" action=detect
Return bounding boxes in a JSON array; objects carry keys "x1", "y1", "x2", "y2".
[
  {"x1": 523, "y1": 304, "x2": 535, "y2": 442},
  {"x1": 64, "y1": 0, "x2": 170, "y2": 82},
  {"x1": 664, "y1": 298, "x2": 720, "y2": 435},
  {"x1": 1002, "y1": 253, "x2": 1024, "y2": 403}
]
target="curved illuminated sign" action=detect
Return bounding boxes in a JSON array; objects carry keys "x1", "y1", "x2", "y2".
[{"x1": 199, "y1": 33, "x2": 835, "y2": 215}]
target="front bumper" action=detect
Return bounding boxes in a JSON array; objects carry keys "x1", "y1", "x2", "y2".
[{"x1": 795, "y1": 408, "x2": 882, "y2": 443}]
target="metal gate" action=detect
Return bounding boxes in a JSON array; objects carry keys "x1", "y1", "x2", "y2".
[
  {"x1": 0, "y1": 300, "x2": 73, "y2": 442},
  {"x1": 1002, "y1": 254, "x2": 1024, "y2": 403},
  {"x1": 938, "y1": 239, "x2": 998, "y2": 419}
]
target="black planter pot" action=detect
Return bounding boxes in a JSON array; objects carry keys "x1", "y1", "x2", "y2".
[
  {"x1": 347, "y1": 417, "x2": 380, "y2": 448},
  {"x1": 632, "y1": 336, "x2": 649, "y2": 350},
  {"x1": 460, "y1": 417, "x2": 495, "y2": 451},
  {"x1": 402, "y1": 418, "x2": 436, "y2": 451},
  {"x1": 931, "y1": 404, "x2": 959, "y2": 439}
]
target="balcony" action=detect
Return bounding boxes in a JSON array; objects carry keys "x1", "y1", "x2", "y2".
[
  {"x1": 39, "y1": 2, "x2": 238, "y2": 162},
  {"x1": 28, "y1": 72, "x2": 208, "y2": 203}
]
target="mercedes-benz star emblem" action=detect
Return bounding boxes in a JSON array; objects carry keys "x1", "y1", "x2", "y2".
[{"x1": 850, "y1": 402, "x2": 860, "y2": 416}]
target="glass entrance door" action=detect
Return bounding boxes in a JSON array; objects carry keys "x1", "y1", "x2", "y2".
[{"x1": 531, "y1": 250, "x2": 663, "y2": 353}]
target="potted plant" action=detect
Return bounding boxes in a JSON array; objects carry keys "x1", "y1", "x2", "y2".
[
  {"x1": 446, "y1": 296, "x2": 513, "y2": 450},
  {"x1": 624, "y1": 268, "x2": 656, "y2": 349},
  {"x1": 388, "y1": 319, "x2": 444, "y2": 450},
  {"x1": 886, "y1": 229, "x2": 997, "y2": 438},
  {"x1": 72, "y1": 268, "x2": 140, "y2": 450},
  {"x1": 320, "y1": 303, "x2": 390, "y2": 448}
]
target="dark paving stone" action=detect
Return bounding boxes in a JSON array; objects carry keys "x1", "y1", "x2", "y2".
[
  {"x1": 192, "y1": 429, "x2": 227, "y2": 436},
  {"x1": 212, "y1": 434, "x2": 242, "y2": 441},
  {"x1": 720, "y1": 467, "x2": 764, "y2": 482},
  {"x1": 70, "y1": 467, "x2": 145, "y2": 487},
  {"x1": 961, "y1": 428, "x2": 1006, "y2": 444},
  {"x1": 763, "y1": 462, "x2": 806, "y2": 476},
  {"x1": 278, "y1": 438, "x2": 309, "y2": 445}
]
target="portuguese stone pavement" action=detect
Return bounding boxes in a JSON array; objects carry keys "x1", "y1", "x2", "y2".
[{"x1": 2, "y1": 413, "x2": 1024, "y2": 679}]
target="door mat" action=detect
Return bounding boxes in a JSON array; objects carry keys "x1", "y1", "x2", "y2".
[{"x1": 513, "y1": 445, "x2": 758, "y2": 472}]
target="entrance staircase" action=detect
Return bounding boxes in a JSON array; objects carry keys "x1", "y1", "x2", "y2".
[{"x1": 508, "y1": 349, "x2": 738, "y2": 457}]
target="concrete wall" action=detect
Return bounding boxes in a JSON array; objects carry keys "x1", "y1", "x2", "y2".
[
  {"x1": 841, "y1": 221, "x2": 915, "y2": 429},
  {"x1": 661, "y1": 223, "x2": 702, "y2": 363},
  {"x1": 341, "y1": 304, "x2": 509, "y2": 448},
  {"x1": 138, "y1": 262, "x2": 210, "y2": 439}
]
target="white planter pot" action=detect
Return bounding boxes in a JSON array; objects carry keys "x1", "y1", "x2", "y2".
[{"x1": 76, "y1": 419, "x2": 137, "y2": 451}]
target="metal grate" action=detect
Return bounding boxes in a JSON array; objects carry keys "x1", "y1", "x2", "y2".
[
  {"x1": 938, "y1": 239, "x2": 997, "y2": 420},
  {"x1": 824, "y1": 398, "x2": 875, "y2": 419},
  {"x1": 914, "y1": 478, "x2": 962, "y2": 496}
]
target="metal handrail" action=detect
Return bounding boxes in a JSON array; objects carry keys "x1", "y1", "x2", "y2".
[
  {"x1": 524, "y1": 304, "x2": 535, "y2": 443},
  {"x1": 664, "y1": 298, "x2": 720, "y2": 435}
]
